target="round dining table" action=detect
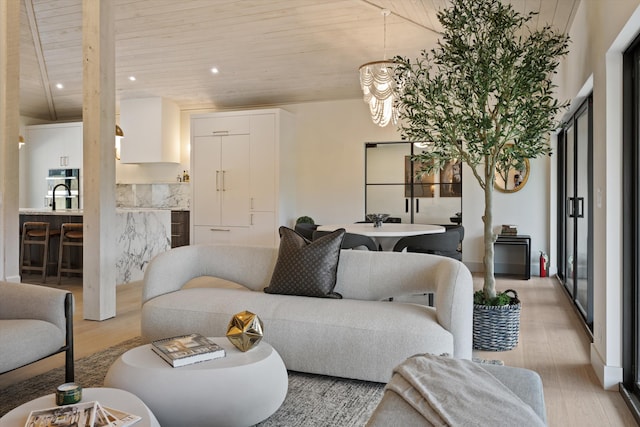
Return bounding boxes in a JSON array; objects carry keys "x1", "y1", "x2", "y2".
[{"x1": 317, "y1": 223, "x2": 445, "y2": 251}]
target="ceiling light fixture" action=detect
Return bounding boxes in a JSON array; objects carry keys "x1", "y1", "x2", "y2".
[
  {"x1": 55, "y1": 83, "x2": 64, "y2": 89},
  {"x1": 359, "y1": 9, "x2": 400, "y2": 127},
  {"x1": 128, "y1": 76, "x2": 136, "y2": 81},
  {"x1": 115, "y1": 124, "x2": 124, "y2": 160},
  {"x1": 211, "y1": 67, "x2": 219, "y2": 74}
]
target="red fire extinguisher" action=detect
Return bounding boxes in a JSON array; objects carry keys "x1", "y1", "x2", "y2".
[{"x1": 540, "y1": 252, "x2": 548, "y2": 277}]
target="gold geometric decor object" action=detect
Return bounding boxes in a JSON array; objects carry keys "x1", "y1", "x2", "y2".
[{"x1": 226, "y1": 310, "x2": 264, "y2": 352}]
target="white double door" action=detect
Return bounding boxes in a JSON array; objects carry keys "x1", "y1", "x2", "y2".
[
  {"x1": 193, "y1": 134, "x2": 251, "y2": 227},
  {"x1": 191, "y1": 111, "x2": 282, "y2": 247}
]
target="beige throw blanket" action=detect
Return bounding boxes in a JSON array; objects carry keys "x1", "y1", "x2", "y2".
[{"x1": 385, "y1": 354, "x2": 545, "y2": 427}]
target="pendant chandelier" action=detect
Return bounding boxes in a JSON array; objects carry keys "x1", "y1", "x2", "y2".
[{"x1": 359, "y1": 9, "x2": 399, "y2": 127}]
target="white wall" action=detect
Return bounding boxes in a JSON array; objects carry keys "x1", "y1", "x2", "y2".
[
  {"x1": 284, "y1": 100, "x2": 400, "y2": 224},
  {"x1": 461, "y1": 155, "x2": 549, "y2": 273},
  {"x1": 553, "y1": 0, "x2": 640, "y2": 389}
]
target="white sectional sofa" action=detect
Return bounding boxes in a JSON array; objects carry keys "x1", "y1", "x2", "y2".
[{"x1": 140, "y1": 244, "x2": 473, "y2": 383}]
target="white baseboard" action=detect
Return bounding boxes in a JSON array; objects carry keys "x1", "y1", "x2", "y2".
[
  {"x1": 463, "y1": 261, "x2": 546, "y2": 277},
  {"x1": 591, "y1": 343, "x2": 623, "y2": 390}
]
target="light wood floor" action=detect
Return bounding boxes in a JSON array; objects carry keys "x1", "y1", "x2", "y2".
[
  {"x1": 2, "y1": 273, "x2": 638, "y2": 426},
  {"x1": 473, "y1": 276, "x2": 637, "y2": 427}
]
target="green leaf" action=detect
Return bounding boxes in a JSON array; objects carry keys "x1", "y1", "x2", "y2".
[{"x1": 395, "y1": 0, "x2": 569, "y2": 294}]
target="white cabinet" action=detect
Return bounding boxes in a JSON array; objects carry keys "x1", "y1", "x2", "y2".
[
  {"x1": 193, "y1": 213, "x2": 272, "y2": 246},
  {"x1": 192, "y1": 134, "x2": 250, "y2": 227},
  {"x1": 249, "y1": 114, "x2": 276, "y2": 212},
  {"x1": 119, "y1": 97, "x2": 180, "y2": 163},
  {"x1": 190, "y1": 109, "x2": 295, "y2": 247},
  {"x1": 24, "y1": 122, "x2": 83, "y2": 208},
  {"x1": 249, "y1": 211, "x2": 277, "y2": 247},
  {"x1": 192, "y1": 115, "x2": 250, "y2": 136},
  {"x1": 192, "y1": 225, "x2": 251, "y2": 245}
]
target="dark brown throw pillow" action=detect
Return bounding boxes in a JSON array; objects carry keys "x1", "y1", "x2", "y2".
[{"x1": 265, "y1": 226, "x2": 345, "y2": 298}]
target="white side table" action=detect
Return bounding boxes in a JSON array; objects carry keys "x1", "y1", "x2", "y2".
[
  {"x1": 0, "y1": 387, "x2": 159, "y2": 427},
  {"x1": 104, "y1": 338, "x2": 288, "y2": 427}
]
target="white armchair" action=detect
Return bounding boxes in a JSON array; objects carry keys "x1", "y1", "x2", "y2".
[{"x1": 0, "y1": 281, "x2": 74, "y2": 382}]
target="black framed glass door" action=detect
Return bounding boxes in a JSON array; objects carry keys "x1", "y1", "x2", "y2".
[
  {"x1": 557, "y1": 96, "x2": 593, "y2": 330},
  {"x1": 621, "y1": 31, "x2": 640, "y2": 420},
  {"x1": 364, "y1": 141, "x2": 462, "y2": 225}
]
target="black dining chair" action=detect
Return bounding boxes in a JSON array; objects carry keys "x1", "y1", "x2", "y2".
[
  {"x1": 443, "y1": 224, "x2": 464, "y2": 252},
  {"x1": 392, "y1": 226, "x2": 464, "y2": 261},
  {"x1": 294, "y1": 223, "x2": 319, "y2": 241},
  {"x1": 312, "y1": 230, "x2": 379, "y2": 251}
]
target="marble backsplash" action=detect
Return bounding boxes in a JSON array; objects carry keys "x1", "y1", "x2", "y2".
[
  {"x1": 116, "y1": 209, "x2": 171, "y2": 284},
  {"x1": 116, "y1": 183, "x2": 190, "y2": 209}
]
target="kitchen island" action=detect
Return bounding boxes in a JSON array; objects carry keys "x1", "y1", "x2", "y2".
[{"x1": 19, "y1": 208, "x2": 171, "y2": 284}]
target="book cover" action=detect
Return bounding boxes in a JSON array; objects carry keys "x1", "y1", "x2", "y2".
[
  {"x1": 24, "y1": 401, "x2": 98, "y2": 427},
  {"x1": 151, "y1": 333, "x2": 225, "y2": 367},
  {"x1": 501, "y1": 224, "x2": 518, "y2": 235},
  {"x1": 98, "y1": 404, "x2": 142, "y2": 427}
]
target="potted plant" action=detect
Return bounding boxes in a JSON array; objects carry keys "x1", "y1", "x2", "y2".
[
  {"x1": 394, "y1": 0, "x2": 569, "y2": 350},
  {"x1": 295, "y1": 216, "x2": 315, "y2": 225}
]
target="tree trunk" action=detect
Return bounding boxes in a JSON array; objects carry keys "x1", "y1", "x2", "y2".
[{"x1": 483, "y1": 170, "x2": 497, "y2": 300}]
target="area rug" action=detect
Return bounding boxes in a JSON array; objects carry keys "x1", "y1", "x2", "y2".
[{"x1": 0, "y1": 337, "x2": 384, "y2": 426}]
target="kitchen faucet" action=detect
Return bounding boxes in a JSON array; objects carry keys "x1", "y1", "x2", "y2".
[{"x1": 51, "y1": 183, "x2": 71, "y2": 211}]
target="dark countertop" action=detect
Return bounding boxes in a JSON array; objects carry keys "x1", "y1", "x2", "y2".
[{"x1": 20, "y1": 208, "x2": 188, "y2": 216}]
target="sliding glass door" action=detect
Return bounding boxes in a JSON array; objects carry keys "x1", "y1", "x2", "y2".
[
  {"x1": 558, "y1": 96, "x2": 593, "y2": 329},
  {"x1": 573, "y1": 103, "x2": 592, "y2": 318},
  {"x1": 622, "y1": 32, "x2": 640, "y2": 418}
]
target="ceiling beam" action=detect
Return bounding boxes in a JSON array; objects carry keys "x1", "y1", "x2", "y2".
[
  {"x1": 24, "y1": 0, "x2": 57, "y2": 121},
  {"x1": 359, "y1": 0, "x2": 442, "y2": 35}
]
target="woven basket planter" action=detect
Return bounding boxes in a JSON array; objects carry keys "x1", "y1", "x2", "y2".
[{"x1": 472, "y1": 289, "x2": 521, "y2": 351}]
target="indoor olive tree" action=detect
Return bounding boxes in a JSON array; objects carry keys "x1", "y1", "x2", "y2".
[{"x1": 394, "y1": 0, "x2": 569, "y2": 303}]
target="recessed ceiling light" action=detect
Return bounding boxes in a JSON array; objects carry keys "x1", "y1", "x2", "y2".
[
  {"x1": 210, "y1": 67, "x2": 219, "y2": 74},
  {"x1": 55, "y1": 83, "x2": 64, "y2": 89},
  {"x1": 128, "y1": 76, "x2": 136, "y2": 81}
]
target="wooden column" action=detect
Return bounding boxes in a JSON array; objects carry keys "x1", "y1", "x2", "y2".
[
  {"x1": 82, "y1": 0, "x2": 116, "y2": 320},
  {"x1": 0, "y1": 0, "x2": 21, "y2": 282}
]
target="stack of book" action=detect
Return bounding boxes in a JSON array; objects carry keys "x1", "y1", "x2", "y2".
[
  {"x1": 25, "y1": 401, "x2": 141, "y2": 426},
  {"x1": 501, "y1": 224, "x2": 518, "y2": 235},
  {"x1": 151, "y1": 333, "x2": 226, "y2": 367}
]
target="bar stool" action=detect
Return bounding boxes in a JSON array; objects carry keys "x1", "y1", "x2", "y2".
[
  {"x1": 20, "y1": 222, "x2": 60, "y2": 283},
  {"x1": 57, "y1": 223, "x2": 83, "y2": 285}
]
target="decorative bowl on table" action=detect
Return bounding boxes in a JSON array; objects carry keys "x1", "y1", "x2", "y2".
[{"x1": 366, "y1": 213, "x2": 390, "y2": 228}]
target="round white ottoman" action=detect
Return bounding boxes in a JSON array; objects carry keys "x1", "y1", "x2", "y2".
[{"x1": 104, "y1": 338, "x2": 288, "y2": 427}]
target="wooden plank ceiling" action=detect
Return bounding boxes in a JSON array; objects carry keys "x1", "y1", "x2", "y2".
[{"x1": 18, "y1": 0, "x2": 579, "y2": 121}]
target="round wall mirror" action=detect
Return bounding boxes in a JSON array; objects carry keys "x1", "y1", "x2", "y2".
[{"x1": 494, "y1": 157, "x2": 530, "y2": 193}]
